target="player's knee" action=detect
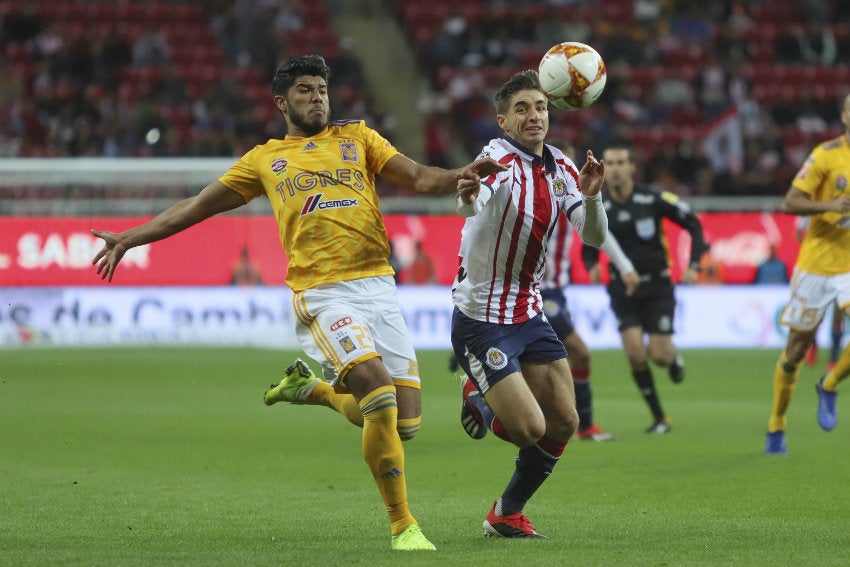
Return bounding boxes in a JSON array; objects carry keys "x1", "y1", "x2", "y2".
[
  {"x1": 509, "y1": 420, "x2": 547, "y2": 447},
  {"x1": 556, "y1": 408, "x2": 580, "y2": 441},
  {"x1": 397, "y1": 416, "x2": 421, "y2": 441}
]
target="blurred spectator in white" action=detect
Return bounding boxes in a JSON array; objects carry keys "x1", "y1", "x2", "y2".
[
  {"x1": 797, "y1": 20, "x2": 836, "y2": 66},
  {"x1": 795, "y1": 91, "x2": 828, "y2": 134}
]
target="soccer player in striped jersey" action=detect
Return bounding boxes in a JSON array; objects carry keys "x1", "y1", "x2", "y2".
[
  {"x1": 91, "y1": 54, "x2": 507, "y2": 551},
  {"x1": 766, "y1": 93, "x2": 850, "y2": 455},
  {"x1": 450, "y1": 70, "x2": 607, "y2": 538}
]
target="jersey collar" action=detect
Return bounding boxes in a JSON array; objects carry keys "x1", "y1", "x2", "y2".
[{"x1": 502, "y1": 135, "x2": 557, "y2": 174}]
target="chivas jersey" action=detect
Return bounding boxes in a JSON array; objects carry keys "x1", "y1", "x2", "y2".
[
  {"x1": 793, "y1": 134, "x2": 850, "y2": 275},
  {"x1": 219, "y1": 120, "x2": 398, "y2": 291},
  {"x1": 452, "y1": 136, "x2": 605, "y2": 324}
]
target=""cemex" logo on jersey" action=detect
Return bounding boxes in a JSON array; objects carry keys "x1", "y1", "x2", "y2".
[{"x1": 300, "y1": 193, "x2": 359, "y2": 215}]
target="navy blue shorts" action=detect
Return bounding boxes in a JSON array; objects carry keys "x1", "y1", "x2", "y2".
[
  {"x1": 541, "y1": 286, "x2": 575, "y2": 339},
  {"x1": 450, "y1": 307, "x2": 567, "y2": 394}
]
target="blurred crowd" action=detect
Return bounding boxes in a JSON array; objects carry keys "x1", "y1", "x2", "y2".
[
  {"x1": 409, "y1": 0, "x2": 850, "y2": 196},
  {"x1": 1, "y1": 0, "x2": 849, "y2": 198},
  {"x1": 0, "y1": 0, "x2": 393, "y2": 161}
]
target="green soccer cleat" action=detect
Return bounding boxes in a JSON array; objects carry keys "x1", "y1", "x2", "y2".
[
  {"x1": 391, "y1": 524, "x2": 436, "y2": 551},
  {"x1": 263, "y1": 358, "x2": 320, "y2": 406}
]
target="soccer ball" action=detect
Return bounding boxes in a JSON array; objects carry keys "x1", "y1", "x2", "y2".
[{"x1": 538, "y1": 42, "x2": 607, "y2": 111}]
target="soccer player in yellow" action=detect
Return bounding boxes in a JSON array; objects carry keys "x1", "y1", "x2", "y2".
[
  {"x1": 91, "y1": 54, "x2": 507, "y2": 549},
  {"x1": 766, "y1": 92, "x2": 850, "y2": 455}
]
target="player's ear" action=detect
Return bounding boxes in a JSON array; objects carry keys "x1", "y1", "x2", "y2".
[{"x1": 274, "y1": 95, "x2": 287, "y2": 114}]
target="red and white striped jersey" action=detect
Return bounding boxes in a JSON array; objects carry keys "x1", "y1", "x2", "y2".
[
  {"x1": 452, "y1": 137, "x2": 606, "y2": 324},
  {"x1": 541, "y1": 213, "x2": 574, "y2": 289}
]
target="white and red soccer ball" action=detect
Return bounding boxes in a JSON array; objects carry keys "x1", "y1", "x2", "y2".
[{"x1": 538, "y1": 42, "x2": 607, "y2": 111}]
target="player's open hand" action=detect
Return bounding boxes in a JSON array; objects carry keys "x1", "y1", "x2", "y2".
[
  {"x1": 621, "y1": 271, "x2": 640, "y2": 296},
  {"x1": 459, "y1": 157, "x2": 508, "y2": 183},
  {"x1": 91, "y1": 229, "x2": 126, "y2": 282},
  {"x1": 830, "y1": 194, "x2": 850, "y2": 213},
  {"x1": 578, "y1": 150, "x2": 604, "y2": 197},
  {"x1": 680, "y1": 267, "x2": 699, "y2": 285}
]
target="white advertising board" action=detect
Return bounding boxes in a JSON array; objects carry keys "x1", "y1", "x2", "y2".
[{"x1": 0, "y1": 285, "x2": 801, "y2": 350}]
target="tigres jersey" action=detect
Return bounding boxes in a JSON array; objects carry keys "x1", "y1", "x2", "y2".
[
  {"x1": 219, "y1": 120, "x2": 399, "y2": 291},
  {"x1": 793, "y1": 134, "x2": 850, "y2": 275}
]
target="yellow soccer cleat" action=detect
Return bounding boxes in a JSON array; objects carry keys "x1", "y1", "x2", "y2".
[
  {"x1": 391, "y1": 524, "x2": 436, "y2": 551},
  {"x1": 263, "y1": 358, "x2": 320, "y2": 406}
]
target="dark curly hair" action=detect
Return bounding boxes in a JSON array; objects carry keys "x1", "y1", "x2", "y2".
[
  {"x1": 494, "y1": 69, "x2": 542, "y2": 115},
  {"x1": 272, "y1": 54, "x2": 331, "y2": 96}
]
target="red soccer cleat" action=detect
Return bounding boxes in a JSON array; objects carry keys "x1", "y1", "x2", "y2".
[{"x1": 483, "y1": 500, "x2": 547, "y2": 539}]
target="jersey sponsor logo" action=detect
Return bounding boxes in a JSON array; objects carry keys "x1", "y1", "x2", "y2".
[
  {"x1": 271, "y1": 157, "x2": 288, "y2": 176},
  {"x1": 634, "y1": 193, "x2": 654, "y2": 204},
  {"x1": 339, "y1": 141, "x2": 358, "y2": 162},
  {"x1": 330, "y1": 316, "x2": 352, "y2": 331},
  {"x1": 552, "y1": 177, "x2": 566, "y2": 197},
  {"x1": 485, "y1": 347, "x2": 508, "y2": 370},
  {"x1": 302, "y1": 141, "x2": 318, "y2": 151},
  {"x1": 660, "y1": 191, "x2": 680, "y2": 205},
  {"x1": 300, "y1": 193, "x2": 359, "y2": 215},
  {"x1": 837, "y1": 175, "x2": 848, "y2": 191},
  {"x1": 636, "y1": 217, "x2": 656, "y2": 240}
]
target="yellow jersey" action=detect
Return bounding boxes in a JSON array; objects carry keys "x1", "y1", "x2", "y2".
[
  {"x1": 792, "y1": 134, "x2": 850, "y2": 275},
  {"x1": 219, "y1": 120, "x2": 399, "y2": 291}
]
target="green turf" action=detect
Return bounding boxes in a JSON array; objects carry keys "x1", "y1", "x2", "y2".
[{"x1": 1, "y1": 347, "x2": 847, "y2": 567}]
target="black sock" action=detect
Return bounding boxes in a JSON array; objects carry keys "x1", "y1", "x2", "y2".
[
  {"x1": 500, "y1": 443, "x2": 560, "y2": 515},
  {"x1": 633, "y1": 368, "x2": 665, "y2": 421},
  {"x1": 574, "y1": 379, "x2": 592, "y2": 431}
]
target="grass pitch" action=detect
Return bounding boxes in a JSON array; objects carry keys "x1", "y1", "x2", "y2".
[{"x1": 1, "y1": 347, "x2": 848, "y2": 567}]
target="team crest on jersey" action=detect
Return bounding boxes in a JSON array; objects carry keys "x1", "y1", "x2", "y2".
[
  {"x1": 271, "y1": 157, "x2": 288, "y2": 176},
  {"x1": 636, "y1": 217, "x2": 655, "y2": 240},
  {"x1": 339, "y1": 141, "x2": 358, "y2": 162},
  {"x1": 338, "y1": 334, "x2": 357, "y2": 354},
  {"x1": 837, "y1": 175, "x2": 848, "y2": 191},
  {"x1": 552, "y1": 178, "x2": 566, "y2": 198},
  {"x1": 485, "y1": 347, "x2": 508, "y2": 370}
]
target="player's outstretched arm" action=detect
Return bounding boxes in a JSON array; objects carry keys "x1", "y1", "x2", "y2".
[
  {"x1": 783, "y1": 186, "x2": 850, "y2": 215},
  {"x1": 380, "y1": 154, "x2": 508, "y2": 196},
  {"x1": 92, "y1": 181, "x2": 245, "y2": 282}
]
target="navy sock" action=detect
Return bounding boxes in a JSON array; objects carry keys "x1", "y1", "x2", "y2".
[{"x1": 500, "y1": 439, "x2": 565, "y2": 515}]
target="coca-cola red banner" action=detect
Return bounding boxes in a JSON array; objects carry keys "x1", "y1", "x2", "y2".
[{"x1": 0, "y1": 212, "x2": 799, "y2": 286}]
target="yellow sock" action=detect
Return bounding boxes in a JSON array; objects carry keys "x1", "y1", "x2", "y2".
[
  {"x1": 304, "y1": 381, "x2": 363, "y2": 427},
  {"x1": 768, "y1": 352, "x2": 798, "y2": 432},
  {"x1": 359, "y1": 385, "x2": 416, "y2": 535},
  {"x1": 396, "y1": 417, "x2": 421, "y2": 441},
  {"x1": 824, "y1": 343, "x2": 850, "y2": 391}
]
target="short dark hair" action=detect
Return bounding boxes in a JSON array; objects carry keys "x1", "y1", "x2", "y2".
[
  {"x1": 494, "y1": 69, "x2": 543, "y2": 115},
  {"x1": 272, "y1": 54, "x2": 331, "y2": 96}
]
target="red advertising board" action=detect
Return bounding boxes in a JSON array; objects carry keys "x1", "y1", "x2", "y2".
[{"x1": 0, "y1": 212, "x2": 799, "y2": 286}]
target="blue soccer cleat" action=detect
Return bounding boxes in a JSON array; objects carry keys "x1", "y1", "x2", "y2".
[
  {"x1": 815, "y1": 376, "x2": 838, "y2": 431},
  {"x1": 764, "y1": 431, "x2": 787, "y2": 455}
]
